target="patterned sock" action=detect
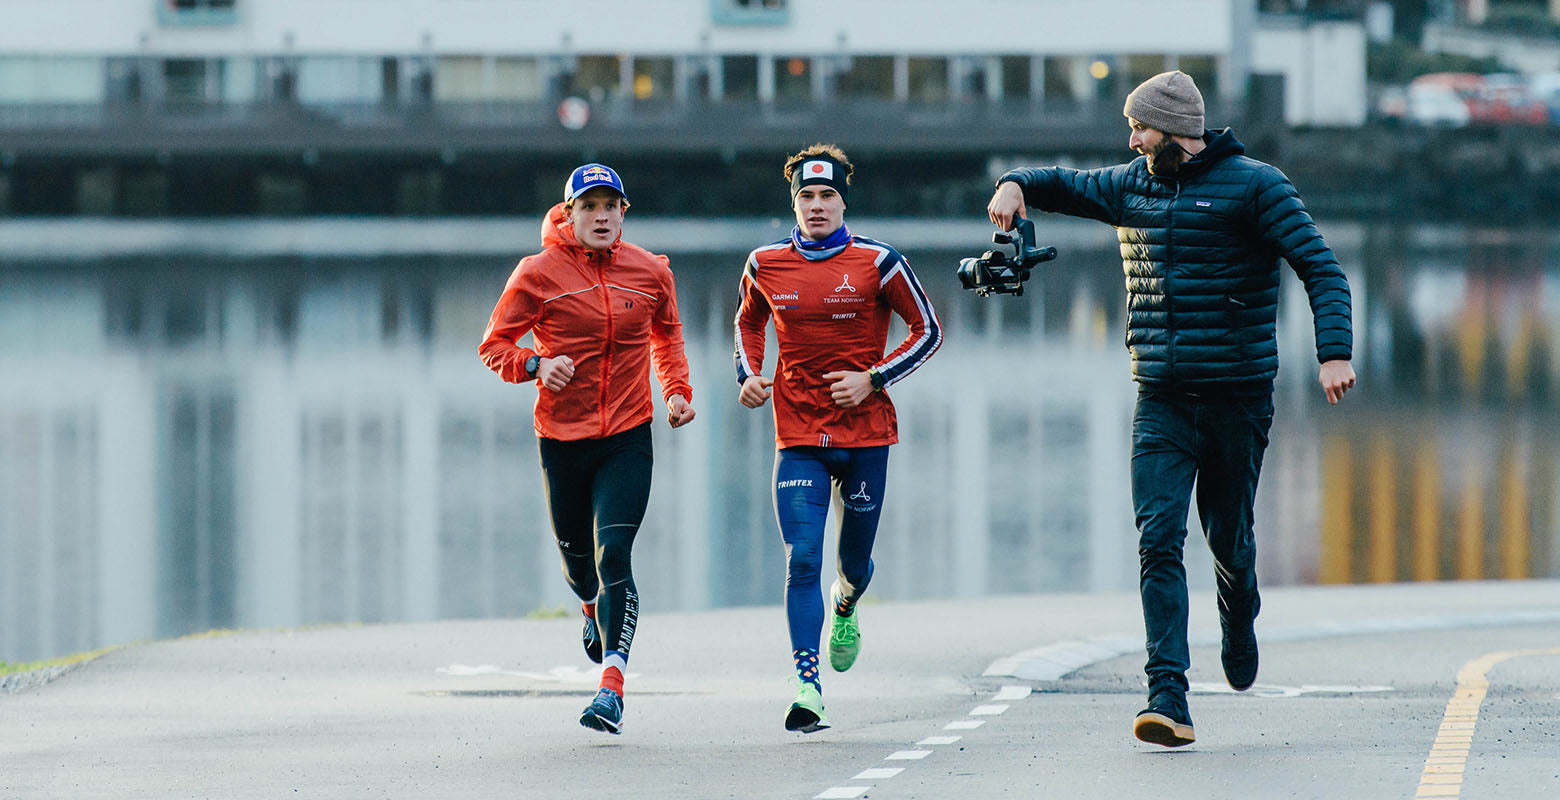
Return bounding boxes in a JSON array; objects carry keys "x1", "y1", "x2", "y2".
[
  {"x1": 794, "y1": 648, "x2": 821, "y2": 692},
  {"x1": 601, "y1": 651, "x2": 626, "y2": 695},
  {"x1": 833, "y1": 594, "x2": 855, "y2": 618}
]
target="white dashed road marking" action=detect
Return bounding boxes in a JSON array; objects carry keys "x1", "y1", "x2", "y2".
[
  {"x1": 992, "y1": 685, "x2": 1033, "y2": 701},
  {"x1": 812, "y1": 686, "x2": 1017, "y2": 799}
]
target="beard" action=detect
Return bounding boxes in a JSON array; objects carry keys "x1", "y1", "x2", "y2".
[{"x1": 1145, "y1": 137, "x2": 1187, "y2": 176}]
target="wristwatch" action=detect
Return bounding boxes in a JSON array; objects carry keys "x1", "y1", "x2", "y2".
[
  {"x1": 525, "y1": 354, "x2": 542, "y2": 379},
  {"x1": 867, "y1": 367, "x2": 886, "y2": 391}
]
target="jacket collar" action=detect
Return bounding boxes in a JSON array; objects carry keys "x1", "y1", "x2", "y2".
[
  {"x1": 1174, "y1": 128, "x2": 1244, "y2": 179},
  {"x1": 540, "y1": 201, "x2": 622, "y2": 261}
]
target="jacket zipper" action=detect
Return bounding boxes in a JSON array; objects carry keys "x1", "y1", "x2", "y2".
[
  {"x1": 596, "y1": 256, "x2": 614, "y2": 439},
  {"x1": 1166, "y1": 179, "x2": 1180, "y2": 381}
]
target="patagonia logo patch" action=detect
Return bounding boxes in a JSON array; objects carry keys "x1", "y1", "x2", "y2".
[{"x1": 1195, "y1": 201, "x2": 1212, "y2": 207}]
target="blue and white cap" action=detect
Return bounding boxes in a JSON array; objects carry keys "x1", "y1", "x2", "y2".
[{"x1": 564, "y1": 163, "x2": 628, "y2": 204}]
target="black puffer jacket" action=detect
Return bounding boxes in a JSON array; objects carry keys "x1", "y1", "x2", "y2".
[{"x1": 1001, "y1": 128, "x2": 1352, "y2": 390}]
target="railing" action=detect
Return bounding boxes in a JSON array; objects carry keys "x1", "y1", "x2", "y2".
[{"x1": 0, "y1": 96, "x2": 1252, "y2": 156}]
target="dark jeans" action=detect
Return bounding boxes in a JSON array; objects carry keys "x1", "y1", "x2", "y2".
[
  {"x1": 537, "y1": 423, "x2": 653, "y2": 658},
  {"x1": 1132, "y1": 388, "x2": 1273, "y2": 695}
]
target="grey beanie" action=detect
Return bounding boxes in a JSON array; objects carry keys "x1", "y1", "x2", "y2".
[{"x1": 1123, "y1": 70, "x2": 1205, "y2": 138}]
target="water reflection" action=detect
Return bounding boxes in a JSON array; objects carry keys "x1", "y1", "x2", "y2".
[{"x1": 1, "y1": 220, "x2": 1556, "y2": 663}]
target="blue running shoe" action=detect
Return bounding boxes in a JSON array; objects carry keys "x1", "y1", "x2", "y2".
[
  {"x1": 581, "y1": 613, "x2": 603, "y2": 664},
  {"x1": 579, "y1": 688, "x2": 623, "y2": 734}
]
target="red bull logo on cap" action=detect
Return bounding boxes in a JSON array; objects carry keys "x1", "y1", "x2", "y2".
[{"x1": 565, "y1": 163, "x2": 627, "y2": 203}]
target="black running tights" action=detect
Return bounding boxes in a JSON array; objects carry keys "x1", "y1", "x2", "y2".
[{"x1": 536, "y1": 423, "x2": 652, "y2": 658}]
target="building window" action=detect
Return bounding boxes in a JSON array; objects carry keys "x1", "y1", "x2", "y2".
[
  {"x1": 721, "y1": 55, "x2": 758, "y2": 100},
  {"x1": 1177, "y1": 55, "x2": 1219, "y2": 98},
  {"x1": 633, "y1": 57, "x2": 675, "y2": 101},
  {"x1": 773, "y1": 56, "x2": 811, "y2": 103},
  {"x1": 0, "y1": 57, "x2": 105, "y2": 104},
  {"x1": 565, "y1": 55, "x2": 621, "y2": 102},
  {"x1": 837, "y1": 55, "x2": 894, "y2": 100},
  {"x1": 296, "y1": 57, "x2": 382, "y2": 105},
  {"x1": 907, "y1": 57, "x2": 949, "y2": 102},
  {"x1": 1000, "y1": 56, "x2": 1032, "y2": 100},
  {"x1": 163, "y1": 59, "x2": 220, "y2": 104},
  {"x1": 159, "y1": 0, "x2": 238, "y2": 26},
  {"x1": 1124, "y1": 54, "x2": 1170, "y2": 92},
  {"x1": 710, "y1": 0, "x2": 788, "y2": 25}
]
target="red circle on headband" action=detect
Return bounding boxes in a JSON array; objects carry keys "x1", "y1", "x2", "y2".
[{"x1": 811, "y1": 164, "x2": 824, "y2": 174}]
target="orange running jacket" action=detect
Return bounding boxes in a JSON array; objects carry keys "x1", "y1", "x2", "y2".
[{"x1": 480, "y1": 203, "x2": 693, "y2": 441}]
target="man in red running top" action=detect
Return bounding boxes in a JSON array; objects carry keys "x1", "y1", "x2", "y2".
[
  {"x1": 479, "y1": 163, "x2": 695, "y2": 735},
  {"x1": 735, "y1": 143, "x2": 942, "y2": 732}
]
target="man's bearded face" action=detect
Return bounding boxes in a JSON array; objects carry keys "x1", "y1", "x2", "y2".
[{"x1": 1145, "y1": 135, "x2": 1186, "y2": 177}]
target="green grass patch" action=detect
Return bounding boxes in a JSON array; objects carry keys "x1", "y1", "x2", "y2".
[
  {"x1": 0, "y1": 644, "x2": 122, "y2": 677},
  {"x1": 527, "y1": 605, "x2": 571, "y2": 619}
]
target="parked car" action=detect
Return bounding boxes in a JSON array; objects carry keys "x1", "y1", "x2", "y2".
[
  {"x1": 1374, "y1": 85, "x2": 1409, "y2": 124},
  {"x1": 1470, "y1": 73, "x2": 1548, "y2": 125},
  {"x1": 1406, "y1": 72, "x2": 1476, "y2": 127},
  {"x1": 1527, "y1": 71, "x2": 1560, "y2": 123}
]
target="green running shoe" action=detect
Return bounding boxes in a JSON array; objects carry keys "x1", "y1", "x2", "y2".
[
  {"x1": 784, "y1": 680, "x2": 830, "y2": 734},
  {"x1": 827, "y1": 581, "x2": 861, "y2": 672}
]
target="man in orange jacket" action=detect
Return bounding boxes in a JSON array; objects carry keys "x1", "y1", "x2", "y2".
[{"x1": 480, "y1": 163, "x2": 694, "y2": 734}]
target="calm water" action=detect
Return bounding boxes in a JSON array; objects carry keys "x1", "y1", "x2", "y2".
[{"x1": 1, "y1": 217, "x2": 1556, "y2": 663}]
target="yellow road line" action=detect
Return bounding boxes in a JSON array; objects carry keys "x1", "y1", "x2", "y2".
[{"x1": 1415, "y1": 648, "x2": 1560, "y2": 800}]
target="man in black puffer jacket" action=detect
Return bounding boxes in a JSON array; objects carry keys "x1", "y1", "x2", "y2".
[{"x1": 988, "y1": 70, "x2": 1356, "y2": 749}]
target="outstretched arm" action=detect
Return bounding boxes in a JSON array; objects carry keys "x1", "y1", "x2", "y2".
[{"x1": 991, "y1": 165, "x2": 1129, "y2": 228}]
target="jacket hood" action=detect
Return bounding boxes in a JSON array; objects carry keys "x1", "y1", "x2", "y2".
[
  {"x1": 540, "y1": 202, "x2": 576, "y2": 250},
  {"x1": 1179, "y1": 128, "x2": 1245, "y2": 177}
]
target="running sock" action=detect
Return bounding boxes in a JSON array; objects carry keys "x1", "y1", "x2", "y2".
[
  {"x1": 794, "y1": 648, "x2": 822, "y2": 692},
  {"x1": 833, "y1": 595, "x2": 856, "y2": 618},
  {"x1": 582, "y1": 600, "x2": 597, "y2": 622},
  {"x1": 601, "y1": 651, "x2": 627, "y2": 695}
]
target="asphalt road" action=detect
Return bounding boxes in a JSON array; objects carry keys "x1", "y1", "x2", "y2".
[{"x1": 4, "y1": 580, "x2": 1558, "y2": 800}]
